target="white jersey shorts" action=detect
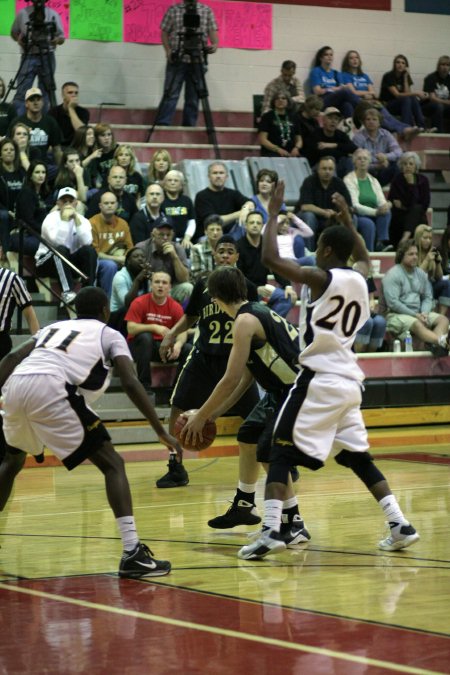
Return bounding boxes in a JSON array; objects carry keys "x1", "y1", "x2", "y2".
[
  {"x1": 3, "y1": 373, "x2": 111, "y2": 470},
  {"x1": 273, "y1": 368, "x2": 369, "y2": 469}
]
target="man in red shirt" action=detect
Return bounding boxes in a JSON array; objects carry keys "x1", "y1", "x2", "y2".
[{"x1": 125, "y1": 271, "x2": 191, "y2": 398}]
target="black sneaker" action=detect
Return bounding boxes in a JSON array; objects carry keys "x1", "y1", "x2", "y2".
[
  {"x1": 156, "y1": 455, "x2": 189, "y2": 488},
  {"x1": 119, "y1": 542, "x2": 171, "y2": 578},
  {"x1": 208, "y1": 499, "x2": 261, "y2": 529},
  {"x1": 280, "y1": 516, "x2": 311, "y2": 548}
]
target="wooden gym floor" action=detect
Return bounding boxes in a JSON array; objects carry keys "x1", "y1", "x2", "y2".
[{"x1": 0, "y1": 428, "x2": 449, "y2": 674}]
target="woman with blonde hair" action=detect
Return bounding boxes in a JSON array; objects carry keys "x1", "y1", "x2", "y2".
[
  {"x1": 148, "y1": 149, "x2": 172, "y2": 184},
  {"x1": 414, "y1": 223, "x2": 450, "y2": 315},
  {"x1": 388, "y1": 152, "x2": 430, "y2": 248},
  {"x1": 113, "y1": 145, "x2": 144, "y2": 203}
]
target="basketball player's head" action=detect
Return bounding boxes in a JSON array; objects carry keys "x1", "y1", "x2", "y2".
[
  {"x1": 208, "y1": 266, "x2": 248, "y2": 308},
  {"x1": 316, "y1": 225, "x2": 355, "y2": 268},
  {"x1": 213, "y1": 235, "x2": 239, "y2": 267},
  {"x1": 75, "y1": 287, "x2": 110, "y2": 322}
]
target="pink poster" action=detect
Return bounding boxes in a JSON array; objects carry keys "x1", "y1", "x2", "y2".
[
  {"x1": 15, "y1": 0, "x2": 70, "y2": 37},
  {"x1": 123, "y1": 0, "x2": 272, "y2": 50}
]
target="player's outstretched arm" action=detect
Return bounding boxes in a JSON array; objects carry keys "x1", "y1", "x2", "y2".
[
  {"x1": 114, "y1": 355, "x2": 182, "y2": 456},
  {"x1": 0, "y1": 339, "x2": 36, "y2": 388}
]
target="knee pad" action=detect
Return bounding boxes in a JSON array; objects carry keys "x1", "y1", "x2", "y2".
[{"x1": 335, "y1": 449, "x2": 385, "y2": 488}]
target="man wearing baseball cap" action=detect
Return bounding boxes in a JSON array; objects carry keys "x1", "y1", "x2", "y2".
[
  {"x1": 8, "y1": 87, "x2": 62, "y2": 171},
  {"x1": 136, "y1": 220, "x2": 193, "y2": 304},
  {"x1": 302, "y1": 106, "x2": 357, "y2": 178},
  {"x1": 35, "y1": 187, "x2": 97, "y2": 305}
]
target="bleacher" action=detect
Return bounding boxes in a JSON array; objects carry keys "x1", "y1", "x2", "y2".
[{"x1": 8, "y1": 105, "x2": 450, "y2": 460}]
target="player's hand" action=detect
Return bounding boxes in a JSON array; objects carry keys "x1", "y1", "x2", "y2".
[
  {"x1": 268, "y1": 180, "x2": 285, "y2": 217},
  {"x1": 158, "y1": 432, "x2": 183, "y2": 459},
  {"x1": 180, "y1": 411, "x2": 206, "y2": 446},
  {"x1": 159, "y1": 332, "x2": 176, "y2": 362},
  {"x1": 168, "y1": 342, "x2": 181, "y2": 361}
]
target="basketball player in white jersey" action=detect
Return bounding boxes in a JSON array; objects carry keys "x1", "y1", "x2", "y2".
[
  {"x1": 0, "y1": 287, "x2": 181, "y2": 577},
  {"x1": 238, "y1": 183, "x2": 419, "y2": 560}
]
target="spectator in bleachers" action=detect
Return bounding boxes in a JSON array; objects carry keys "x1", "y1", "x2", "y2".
[
  {"x1": 109, "y1": 247, "x2": 151, "y2": 333},
  {"x1": 162, "y1": 170, "x2": 196, "y2": 248},
  {"x1": 148, "y1": 149, "x2": 172, "y2": 184},
  {"x1": 194, "y1": 162, "x2": 254, "y2": 240},
  {"x1": 352, "y1": 107, "x2": 402, "y2": 186},
  {"x1": 295, "y1": 156, "x2": 352, "y2": 249},
  {"x1": 296, "y1": 95, "x2": 323, "y2": 141},
  {"x1": 125, "y1": 271, "x2": 191, "y2": 399},
  {"x1": 0, "y1": 138, "x2": 25, "y2": 259},
  {"x1": 258, "y1": 92, "x2": 302, "y2": 158},
  {"x1": 86, "y1": 165, "x2": 138, "y2": 223},
  {"x1": 303, "y1": 106, "x2": 356, "y2": 178},
  {"x1": 113, "y1": 145, "x2": 144, "y2": 205},
  {"x1": 35, "y1": 187, "x2": 97, "y2": 305},
  {"x1": 414, "y1": 224, "x2": 450, "y2": 315},
  {"x1": 89, "y1": 123, "x2": 118, "y2": 188},
  {"x1": 423, "y1": 56, "x2": 450, "y2": 132},
  {"x1": 388, "y1": 152, "x2": 430, "y2": 249},
  {"x1": 49, "y1": 82, "x2": 90, "y2": 147},
  {"x1": 350, "y1": 254, "x2": 386, "y2": 353},
  {"x1": 250, "y1": 169, "x2": 284, "y2": 223},
  {"x1": 190, "y1": 215, "x2": 223, "y2": 280},
  {"x1": 8, "y1": 88, "x2": 62, "y2": 176},
  {"x1": 340, "y1": 50, "x2": 420, "y2": 140},
  {"x1": 380, "y1": 55, "x2": 438, "y2": 131},
  {"x1": 90, "y1": 191, "x2": 134, "y2": 298},
  {"x1": 270, "y1": 210, "x2": 314, "y2": 265},
  {"x1": 10, "y1": 160, "x2": 51, "y2": 256},
  {"x1": 382, "y1": 240, "x2": 449, "y2": 356},
  {"x1": 261, "y1": 60, "x2": 305, "y2": 115},
  {"x1": 130, "y1": 183, "x2": 172, "y2": 244},
  {"x1": 439, "y1": 225, "x2": 450, "y2": 276},
  {"x1": 10, "y1": 122, "x2": 34, "y2": 172},
  {"x1": 310, "y1": 46, "x2": 360, "y2": 118},
  {"x1": 344, "y1": 148, "x2": 392, "y2": 252},
  {"x1": 54, "y1": 147, "x2": 88, "y2": 206},
  {"x1": 237, "y1": 211, "x2": 296, "y2": 317},
  {"x1": 0, "y1": 77, "x2": 16, "y2": 137},
  {"x1": 72, "y1": 125, "x2": 102, "y2": 180},
  {"x1": 136, "y1": 220, "x2": 193, "y2": 304}
]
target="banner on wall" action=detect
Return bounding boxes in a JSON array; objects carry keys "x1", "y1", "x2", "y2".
[
  {"x1": 244, "y1": 0, "x2": 391, "y2": 8},
  {"x1": 405, "y1": 0, "x2": 450, "y2": 15},
  {"x1": 2, "y1": 0, "x2": 272, "y2": 49}
]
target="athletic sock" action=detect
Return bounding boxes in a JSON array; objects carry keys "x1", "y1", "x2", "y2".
[
  {"x1": 236, "y1": 483, "x2": 257, "y2": 504},
  {"x1": 263, "y1": 499, "x2": 283, "y2": 532},
  {"x1": 116, "y1": 516, "x2": 139, "y2": 552},
  {"x1": 378, "y1": 495, "x2": 408, "y2": 526}
]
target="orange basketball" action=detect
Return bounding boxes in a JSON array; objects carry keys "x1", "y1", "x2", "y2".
[{"x1": 174, "y1": 410, "x2": 217, "y2": 451}]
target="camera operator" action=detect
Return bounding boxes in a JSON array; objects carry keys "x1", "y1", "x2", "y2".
[
  {"x1": 156, "y1": 0, "x2": 218, "y2": 127},
  {"x1": 10, "y1": 0, "x2": 65, "y2": 116}
]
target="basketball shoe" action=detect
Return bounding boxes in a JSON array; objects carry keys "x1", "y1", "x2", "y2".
[
  {"x1": 378, "y1": 522, "x2": 420, "y2": 551},
  {"x1": 238, "y1": 528, "x2": 286, "y2": 560},
  {"x1": 280, "y1": 515, "x2": 311, "y2": 548},
  {"x1": 119, "y1": 542, "x2": 171, "y2": 578},
  {"x1": 208, "y1": 499, "x2": 261, "y2": 529},
  {"x1": 156, "y1": 455, "x2": 189, "y2": 488}
]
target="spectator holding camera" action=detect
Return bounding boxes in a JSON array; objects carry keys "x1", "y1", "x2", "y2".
[{"x1": 414, "y1": 224, "x2": 450, "y2": 316}]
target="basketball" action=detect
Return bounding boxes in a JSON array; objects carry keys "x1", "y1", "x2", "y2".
[{"x1": 174, "y1": 410, "x2": 217, "y2": 451}]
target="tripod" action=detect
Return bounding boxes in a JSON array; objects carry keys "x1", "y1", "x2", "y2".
[
  {"x1": 4, "y1": 21, "x2": 57, "y2": 111},
  {"x1": 147, "y1": 46, "x2": 221, "y2": 159}
]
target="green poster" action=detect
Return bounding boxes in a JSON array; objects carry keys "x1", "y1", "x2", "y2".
[
  {"x1": 0, "y1": 0, "x2": 15, "y2": 36},
  {"x1": 70, "y1": 0, "x2": 123, "y2": 41}
]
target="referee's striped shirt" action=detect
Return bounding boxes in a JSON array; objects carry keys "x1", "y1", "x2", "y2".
[{"x1": 0, "y1": 267, "x2": 32, "y2": 334}]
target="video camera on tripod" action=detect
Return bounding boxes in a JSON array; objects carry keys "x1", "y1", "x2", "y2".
[
  {"x1": 23, "y1": 0, "x2": 57, "y2": 53},
  {"x1": 172, "y1": 0, "x2": 207, "y2": 64}
]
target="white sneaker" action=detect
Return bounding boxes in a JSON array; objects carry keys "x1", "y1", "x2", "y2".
[
  {"x1": 378, "y1": 522, "x2": 420, "y2": 551},
  {"x1": 237, "y1": 528, "x2": 286, "y2": 560}
]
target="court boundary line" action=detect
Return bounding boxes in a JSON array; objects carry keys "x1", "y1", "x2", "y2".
[{"x1": 0, "y1": 581, "x2": 446, "y2": 675}]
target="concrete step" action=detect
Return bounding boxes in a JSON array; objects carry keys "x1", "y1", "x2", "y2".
[
  {"x1": 112, "y1": 125, "x2": 258, "y2": 145},
  {"x1": 129, "y1": 142, "x2": 259, "y2": 164},
  {"x1": 418, "y1": 149, "x2": 450, "y2": 171},
  {"x1": 408, "y1": 132, "x2": 450, "y2": 151},
  {"x1": 430, "y1": 191, "x2": 450, "y2": 209},
  {"x1": 88, "y1": 106, "x2": 254, "y2": 128}
]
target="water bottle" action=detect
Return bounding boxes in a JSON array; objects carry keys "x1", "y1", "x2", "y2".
[
  {"x1": 404, "y1": 331, "x2": 413, "y2": 353},
  {"x1": 393, "y1": 339, "x2": 401, "y2": 353}
]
